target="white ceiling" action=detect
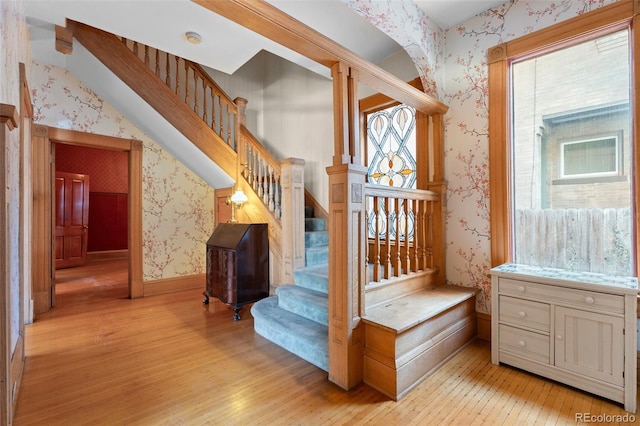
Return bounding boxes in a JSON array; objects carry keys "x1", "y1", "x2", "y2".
[
  {"x1": 415, "y1": 0, "x2": 506, "y2": 29},
  {"x1": 25, "y1": 0, "x2": 505, "y2": 77}
]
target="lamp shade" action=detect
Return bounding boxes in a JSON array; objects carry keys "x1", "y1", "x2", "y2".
[{"x1": 230, "y1": 189, "x2": 248, "y2": 204}]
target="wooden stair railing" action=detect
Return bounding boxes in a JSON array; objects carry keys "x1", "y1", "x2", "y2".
[
  {"x1": 238, "y1": 126, "x2": 282, "y2": 219},
  {"x1": 69, "y1": 21, "x2": 237, "y2": 179},
  {"x1": 118, "y1": 34, "x2": 286, "y2": 226},
  {"x1": 120, "y1": 38, "x2": 239, "y2": 150},
  {"x1": 364, "y1": 184, "x2": 440, "y2": 284},
  {"x1": 66, "y1": 20, "x2": 305, "y2": 287}
]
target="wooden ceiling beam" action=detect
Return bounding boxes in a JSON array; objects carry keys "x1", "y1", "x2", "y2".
[{"x1": 192, "y1": 0, "x2": 448, "y2": 115}]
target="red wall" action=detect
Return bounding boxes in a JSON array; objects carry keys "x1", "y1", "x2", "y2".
[{"x1": 55, "y1": 144, "x2": 128, "y2": 251}]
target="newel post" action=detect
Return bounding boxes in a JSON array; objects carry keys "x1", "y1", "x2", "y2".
[
  {"x1": 327, "y1": 62, "x2": 366, "y2": 390},
  {"x1": 234, "y1": 97, "x2": 248, "y2": 178},
  {"x1": 280, "y1": 158, "x2": 306, "y2": 284},
  {"x1": 326, "y1": 163, "x2": 367, "y2": 390}
]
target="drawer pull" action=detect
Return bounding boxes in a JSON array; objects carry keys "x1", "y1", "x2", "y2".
[
  {"x1": 518, "y1": 340, "x2": 526, "y2": 347},
  {"x1": 584, "y1": 296, "x2": 595, "y2": 304},
  {"x1": 518, "y1": 311, "x2": 527, "y2": 318},
  {"x1": 517, "y1": 286, "x2": 525, "y2": 292}
]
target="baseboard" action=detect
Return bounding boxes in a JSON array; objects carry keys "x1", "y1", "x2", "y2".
[
  {"x1": 143, "y1": 273, "x2": 205, "y2": 297},
  {"x1": 87, "y1": 249, "x2": 128, "y2": 260},
  {"x1": 10, "y1": 334, "x2": 24, "y2": 420},
  {"x1": 477, "y1": 312, "x2": 491, "y2": 342}
]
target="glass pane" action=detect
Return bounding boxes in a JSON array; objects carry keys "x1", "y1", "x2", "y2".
[
  {"x1": 367, "y1": 105, "x2": 417, "y2": 189},
  {"x1": 511, "y1": 29, "x2": 633, "y2": 275},
  {"x1": 366, "y1": 104, "x2": 418, "y2": 240},
  {"x1": 562, "y1": 137, "x2": 617, "y2": 177}
]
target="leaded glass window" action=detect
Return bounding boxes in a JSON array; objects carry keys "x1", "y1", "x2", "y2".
[
  {"x1": 367, "y1": 105, "x2": 417, "y2": 189},
  {"x1": 366, "y1": 104, "x2": 418, "y2": 240}
]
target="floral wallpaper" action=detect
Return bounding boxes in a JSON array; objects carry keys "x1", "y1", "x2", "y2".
[
  {"x1": 31, "y1": 62, "x2": 215, "y2": 281},
  {"x1": 344, "y1": 0, "x2": 444, "y2": 99},
  {"x1": 349, "y1": 0, "x2": 617, "y2": 313},
  {"x1": 2, "y1": 0, "x2": 30, "y2": 351}
]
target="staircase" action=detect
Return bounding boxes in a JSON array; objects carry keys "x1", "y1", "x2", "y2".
[{"x1": 251, "y1": 206, "x2": 329, "y2": 371}]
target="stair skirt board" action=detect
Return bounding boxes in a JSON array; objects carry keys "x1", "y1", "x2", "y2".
[{"x1": 252, "y1": 296, "x2": 329, "y2": 372}]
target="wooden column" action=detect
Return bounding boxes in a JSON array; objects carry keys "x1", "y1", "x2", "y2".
[
  {"x1": 234, "y1": 97, "x2": 247, "y2": 127},
  {"x1": 331, "y1": 62, "x2": 361, "y2": 166},
  {"x1": 326, "y1": 164, "x2": 367, "y2": 390},
  {"x1": 327, "y1": 62, "x2": 366, "y2": 390},
  {"x1": 234, "y1": 97, "x2": 248, "y2": 184},
  {"x1": 427, "y1": 114, "x2": 447, "y2": 284},
  {"x1": 129, "y1": 140, "x2": 144, "y2": 298},
  {"x1": 1, "y1": 103, "x2": 18, "y2": 426},
  {"x1": 280, "y1": 158, "x2": 306, "y2": 284},
  {"x1": 31, "y1": 125, "x2": 53, "y2": 314}
]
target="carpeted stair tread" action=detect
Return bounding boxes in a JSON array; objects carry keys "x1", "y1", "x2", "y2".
[
  {"x1": 276, "y1": 285, "x2": 328, "y2": 326},
  {"x1": 293, "y1": 264, "x2": 329, "y2": 294},
  {"x1": 252, "y1": 296, "x2": 328, "y2": 371},
  {"x1": 304, "y1": 206, "x2": 315, "y2": 218},
  {"x1": 305, "y1": 246, "x2": 328, "y2": 266},
  {"x1": 305, "y1": 217, "x2": 326, "y2": 232},
  {"x1": 305, "y1": 230, "x2": 328, "y2": 248}
]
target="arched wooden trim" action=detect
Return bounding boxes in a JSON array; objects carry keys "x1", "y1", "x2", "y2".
[
  {"x1": 487, "y1": 0, "x2": 638, "y2": 268},
  {"x1": 47, "y1": 128, "x2": 144, "y2": 298}
]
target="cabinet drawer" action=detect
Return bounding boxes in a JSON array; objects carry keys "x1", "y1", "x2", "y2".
[
  {"x1": 499, "y1": 296, "x2": 550, "y2": 332},
  {"x1": 499, "y1": 324, "x2": 550, "y2": 364},
  {"x1": 499, "y1": 278, "x2": 624, "y2": 315}
]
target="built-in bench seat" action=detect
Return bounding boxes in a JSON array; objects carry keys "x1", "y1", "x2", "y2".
[{"x1": 362, "y1": 285, "x2": 478, "y2": 400}]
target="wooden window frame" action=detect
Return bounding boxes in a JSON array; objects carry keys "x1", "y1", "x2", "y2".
[
  {"x1": 488, "y1": 0, "x2": 640, "y2": 271},
  {"x1": 360, "y1": 77, "x2": 431, "y2": 189}
]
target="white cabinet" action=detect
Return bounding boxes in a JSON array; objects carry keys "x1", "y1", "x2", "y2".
[{"x1": 491, "y1": 263, "x2": 637, "y2": 413}]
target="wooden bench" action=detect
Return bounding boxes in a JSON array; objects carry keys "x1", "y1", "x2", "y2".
[{"x1": 362, "y1": 285, "x2": 478, "y2": 400}]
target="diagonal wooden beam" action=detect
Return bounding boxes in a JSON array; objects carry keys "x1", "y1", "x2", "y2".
[{"x1": 192, "y1": 0, "x2": 448, "y2": 115}]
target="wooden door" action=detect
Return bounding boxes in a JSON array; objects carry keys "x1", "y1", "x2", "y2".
[
  {"x1": 554, "y1": 306, "x2": 624, "y2": 386},
  {"x1": 55, "y1": 171, "x2": 90, "y2": 269},
  {"x1": 215, "y1": 187, "x2": 233, "y2": 226}
]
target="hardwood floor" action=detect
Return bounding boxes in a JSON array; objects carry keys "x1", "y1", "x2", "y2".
[{"x1": 13, "y1": 259, "x2": 638, "y2": 425}]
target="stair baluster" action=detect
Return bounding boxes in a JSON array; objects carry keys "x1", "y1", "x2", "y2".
[
  {"x1": 175, "y1": 56, "x2": 180, "y2": 97},
  {"x1": 373, "y1": 197, "x2": 381, "y2": 282},
  {"x1": 384, "y1": 197, "x2": 392, "y2": 279},
  {"x1": 395, "y1": 198, "x2": 402, "y2": 276},
  {"x1": 364, "y1": 185, "x2": 440, "y2": 284},
  {"x1": 165, "y1": 52, "x2": 170, "y2": 88},
  {"x1": 404, "y1": 199, "x2": 411, "y2": 274},
  {"x1": 155, "y1": 49, "x2": 160, "y2": 78},
  {"x1": 202, "y1": 81, "x2": 208, "y2": 123}
]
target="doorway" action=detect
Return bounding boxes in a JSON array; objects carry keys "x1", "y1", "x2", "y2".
[{"x1": 31, "y1": 126, "x2": 144, "y2": 316}]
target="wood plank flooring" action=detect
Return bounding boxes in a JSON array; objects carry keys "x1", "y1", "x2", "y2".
[{"x1": 13, "y1": 259, "x2": 639, "y2": 425}]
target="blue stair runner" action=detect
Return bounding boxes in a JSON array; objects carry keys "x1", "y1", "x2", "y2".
[{"x1": 251, "y1": 207, "x2": 329, "y2": 371}]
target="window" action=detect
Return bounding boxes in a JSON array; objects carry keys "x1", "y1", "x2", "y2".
[
  {"x1": 365, "y1": 104, "x2": 418, "y2": 240},
  {"x1": 560, "y1": 136, "x2": 619, "y2": 178},
  {"x1": 488, "y1": 2, "x2": 638, "y2": 275},
  {"x1": 361, "y1": 79, "x2": 429, "y2": 242},
  {"x1": 366, "y1": 104, "x2": 417, "y2": 189}
]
